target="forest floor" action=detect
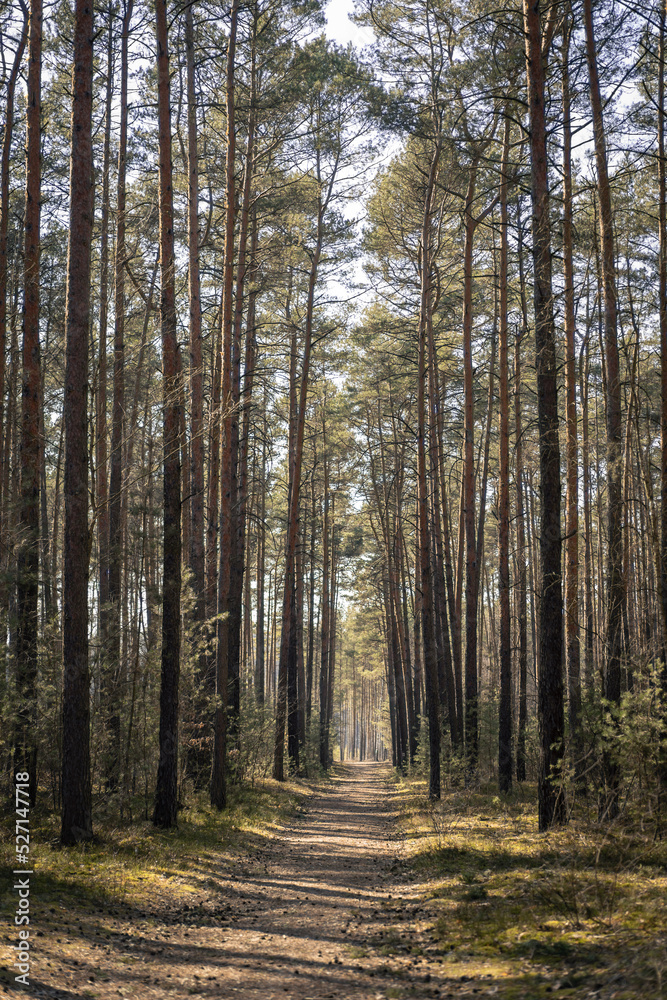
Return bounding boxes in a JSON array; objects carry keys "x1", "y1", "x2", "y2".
[{"x1": 1, "y1": 761, "x2": 666, "y2": 999}]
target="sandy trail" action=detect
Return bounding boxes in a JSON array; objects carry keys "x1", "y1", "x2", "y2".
[
  {"x1": 20, "y1": 762, "x2": 460, "y2": 1000},
  {"x1": 183, "y1": 760, "x2": 442, "y2": 1000}
]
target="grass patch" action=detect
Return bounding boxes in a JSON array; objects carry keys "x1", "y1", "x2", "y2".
[
  {"x1": 0, "y1": 776, "x2": 315, "y2": 919},
  {"x1": 393, "y1": 773, "x2": 667, "y2": 999}
]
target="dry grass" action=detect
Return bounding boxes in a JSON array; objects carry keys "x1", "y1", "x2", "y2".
[{"x1": 391, "y1": 773, "x2": 667, "y2": 999}]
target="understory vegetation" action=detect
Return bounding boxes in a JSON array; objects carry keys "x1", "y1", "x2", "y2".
[{"x1": 390, "y1": 772, "x2": 667, "y2": 999}]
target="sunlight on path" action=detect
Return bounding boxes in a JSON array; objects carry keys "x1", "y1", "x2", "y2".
[
  {"x1": 125, "y1": 759, "x2": 452, "y2": 1000},
  {"x1": 29, "y1": 763, "x2": 460, "y2": 1000},
  {"x1": 205, "y1": 761, "x2": 407, "y2": 999}
]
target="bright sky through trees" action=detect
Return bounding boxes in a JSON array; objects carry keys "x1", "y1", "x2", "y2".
[{"x1": 325, "y1": 0, "x2": 373, "y2": 47}]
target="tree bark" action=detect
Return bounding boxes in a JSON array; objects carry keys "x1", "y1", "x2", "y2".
[
  {"x1": 498, "y1": 115, "x2": 512, "y2": 794},
  {"x1": 582, "y1": 0, "x2": 623, "y2": 819},
  {"x1": 523, "y1": 0, "x2": 566, "y2": 830},
  {"x1": 256, "y1": 394, "x2": 267, "y2": 704},
  {"x1": 16, "y1": 0, "x2": 42, "y2": 806},
  {"x1": 211, "y1": 0, "x2": 239, "y2": 809},
  {"x1": 657, "y1": 7, "x2": 667, "y2": 672},
  {"x1": 0, "y1": 6, "x2": 28, "y2": 523},
  {"x1": 61, "y1": 0, "x2": 94, "y2": 845},
  {"x1": 153, "y1": 0, "x2": 182, "y2": 829},
  {"x1": 319, "y1": 413, "x2": 331, "y2": 770},
  {"x1": 462, "y1": 160, "x2": 479, "y2": 781},
  {"x1": 107, "y1": 0, "x2": 134, "y2": 791},
  {"x1": 515, "y1": 201, "x2": 529, "y2": 783},
  {"x1": 185, "y1": 1, "x2": 205, "y2": 632},
  {"x1": 562, "y1": 9, "x2": 582, "y2": 781},
  {"x1": 96, "y1": 8, "x2": 113, "y2": 716},
  {"x1": 273, "y1": 172, "x2": 328, "y2": 780},
  {"x1": 418, "y1": 146, "x2": 441, "y2": 800},
  {"x1": 228, "y1": 14, "x2": 258, "y2": 738}
]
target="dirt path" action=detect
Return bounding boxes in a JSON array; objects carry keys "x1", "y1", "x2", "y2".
[
  {"x1": 198, "y1": 759, "x2": 420, "y2": 999},
  {"x1": 23, "y1": 762, "x2": 463, "y2": 1000},
  {"x1": 161, "y1": 760, "x2": 448, "y2": 1000}
]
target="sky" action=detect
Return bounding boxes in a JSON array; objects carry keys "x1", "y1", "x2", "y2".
[{"x1": 325, "y1": 0, "x2": 375, "y2": 49}]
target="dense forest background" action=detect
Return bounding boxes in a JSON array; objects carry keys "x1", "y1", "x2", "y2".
[{"x1": 3, "y1": 0, "x2": 667, "y2": 843}]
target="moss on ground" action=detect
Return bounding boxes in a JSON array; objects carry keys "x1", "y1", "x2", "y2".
[{"x1": 392, "y1": 773, "x2": 667, "y2": 999}]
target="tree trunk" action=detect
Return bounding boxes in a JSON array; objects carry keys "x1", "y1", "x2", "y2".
[
  {"x1": 107, "y1": 0, "x2": 134, "y2": 792},
  {"x1": 498, "y1": 115, "x2": 512, "y2": 793},
  {"x1": 582, "y1": 0, "x2": 623, "y2": 819},
  {"x1": 523, "y1": 0, "x2": 566, "y2": 830},
  {"x1": 256, "y1": 395, "x2": 267, "y2": 704},
  {"x1": 61, "y1": 0, "x2": 94, "y2": 845},
  {"x1": 0, "y1": 8, "x2": 28, "y2": 524},
  {"x1": 562, "y1": 10, "x2": 583, "y2": 781},
  {"x1": 515, "y1": 201, "x2": 529, "y2": 782},
  {"x1": 185, "y1": 1, "x2": 205, "y2": 634},
  {"x1": 273, "y1": 185, "x2": 327, "y2": 780},
  {"x1": 418, "y1": 146, "x2": 441, "y2": 800},
  {"x1": 426, "y1": 326, "x2": 456, "y2": 749},
  {"x1": 206, "y1": 309, "x2": 222, "y2": 619},
  {"x1": 463, "y1": 161, "x2": 479, "y2": 781},
  {"x1": 319, "y1": 415, "x2": 331, "y2": 770},
  {"x1": 16, "y1": 0, "x2": 42, "y2": 806},
  {"x1": 657, "y1": 5, "x2": 667, "y2": 700},
  {"x1": 211, "y1": 0, "x2": 239, "y2": 809},
  {"x1": 153, "y1": 0, "x2": 182, "y2": 829},
  {"x1": 434, "y1": 359, "x2": 462, "y2": 744},
  {"x1": 306, "y1": 466, "x2": 317, "y2": 721},
  {"x1": 228, "y1": 14, "x2": 258, "y2": 737},
  {"x1": 96, "y1": 9, "x2": 113, "y2": 716}
]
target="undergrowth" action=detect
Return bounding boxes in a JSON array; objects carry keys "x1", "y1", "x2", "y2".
[{"x1": 393, "y1": 773, "x2": 667, "y2": 999}]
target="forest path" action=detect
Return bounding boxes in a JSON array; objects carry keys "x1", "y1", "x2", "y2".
[
  {"x1": 27, "y1": 762, "x2": 470, "y2": 1000},
  {"x1": 163, "y1": 759, "x2": 449, "y2": 1000}
]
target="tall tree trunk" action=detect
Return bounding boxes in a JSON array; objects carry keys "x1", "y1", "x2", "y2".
[
  {"x1": 434, "y1": 359, "x2": 462, "y2": 744},
  {"x1": 296, "y1": 517, "x2": 307, "y2": 756},
  {"x1": 463, "y1": 160, "x2": 479, "y2": 781},
  {"x1": 327, "y1": 502, "x2": 338, "y2": 765},
  {"x1": 285, "y1": 319, "x2": 299, "y2": 773},
  {"x1": 185, "y1": 2, "x2": 205, "y2": 637},
  {"x1": 273, "y1": 177, "x2": 329, "y2": 781},
  {"x1": 96, "y1": 9, "x2": 113, "y2": 710},
  {"x1": 153, "y1": 0, "x2": 181, "y2": 829},
  {"x1": 418, "y1": 146, "x2": 441, "y2": 800},
  {"x1": 498, "y1": 116, "x2": 512, "y2": 794},
  {"x1": 319, "y1": 415, "x2": 331, "y2": 770},
  {"x1": 206, "y1": 309, "x2": 222, "y2": 619},
  {"x1": 61, "y1": 0, "x2": 94, "y2": 845},
  {"x1": 184, "y1": 3, "x2": 208, "y2": 787},
  {"x1": 582, "y1": 0, "x2": 623, "y2": 819},
  {"x1": 228, "y1": 12, "x2": 258, "y2": 737},
  {"x1": 107, "y1": 0, "x2": 134, "y2": 791},
  {"x1": 562, "y1": 9, "x2": 582, "y2": 780},
  {"x1": 523, "y1": 0, "x2": 566, "y2": 830},
  {"x1": 657, "y1": 7, "x2": 667, "y2": 672},
  {"x1": 211, "y1": 0, "x2": 239, "y2": 809},
  {"x1": 413, "y1": 513, "x2": 423, "y2": 725},
  {"x1": 38, "y1": 373, "x2": 52, "y2": 619},
  {"x1": 0, "y1": 7, "x2": 28, "y2": 523},
  {"x1": 306, "y1": 466, "x2": 317, "y2": 721},
  {"x1": 426, "y1": 328, "x2": 456, "y2": 749},
  {"x1": 255, "y1": 395, "x2": 267, "y2": 704},
  {"x1": 515, "y1": 201, "x2": 529, "y2": 782},
  {"x1": 16, "y1": 0, "x2": 42, "y2": 806}
]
